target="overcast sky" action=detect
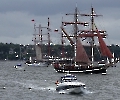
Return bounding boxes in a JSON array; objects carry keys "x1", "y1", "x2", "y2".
[{"x1": 0, "y1": 0, "x2": 120, "y2": 45}]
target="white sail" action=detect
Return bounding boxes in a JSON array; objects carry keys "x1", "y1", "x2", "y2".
[{"x1": 35, "y1": 45, "x2": 42, "y2": 61}]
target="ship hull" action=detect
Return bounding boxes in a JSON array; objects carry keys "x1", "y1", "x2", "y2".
[
  {"x1": 56, "y1": 85, "x2": 85, "y2": 94},
  {"x1": 54, "y1": 64, "x2": 107, "y2": 74},
  {"x1": 53, "y1": 59, "x2": 119, "y2": 74},
  {"x1": 54, "y1": 67, "x2": 106, "y2": 74},
  {"x1": 55, "y1": 68, "x2": 107, "y2": 74}
]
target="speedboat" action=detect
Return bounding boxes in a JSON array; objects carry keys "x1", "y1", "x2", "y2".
[{"x1": 55, "y1": 74, "x2": 86, "y2": 94}]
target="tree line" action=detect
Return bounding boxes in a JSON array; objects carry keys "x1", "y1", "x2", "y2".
[{"x1": 0, "y1": 42, "x2": 120, "y2": 61}]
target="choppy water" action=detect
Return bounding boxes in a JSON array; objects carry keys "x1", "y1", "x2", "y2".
[{"x1": 0, "y1": 61, "x2": 120, "y2": 100}]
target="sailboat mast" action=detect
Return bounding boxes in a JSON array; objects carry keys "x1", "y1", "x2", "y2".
[
  {"x1": 80, "y1": 6, "x2": 103, "y2": 66},
  {"x1": 61, "y1": 18, "x2": 65, "y2": 58},
  {"x1": 90, "y1": 7, "x2": 103, "y2": 66},
  {"x1": 74, "y1": 7, "x2": 78, "y2": 66},
  {"x1": 40, "y1": 26, "x2": 43, "y2": 45},
  {"x1": 62, "y1": 6, "x2": 89, "y2": 65},
  {"x1": 47, "y1": 17, "x2": 51, "y2": 57},
  {"x1": 91, "y1": 7, "x2": 95, "y2": 66},
  {"x1": 34, "y1": 23, "x2": 37, "y2": 45}
]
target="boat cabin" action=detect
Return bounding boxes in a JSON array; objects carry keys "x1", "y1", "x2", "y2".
[{"x1": 59, "y1": 74, "x2": 77, "y2": 82}]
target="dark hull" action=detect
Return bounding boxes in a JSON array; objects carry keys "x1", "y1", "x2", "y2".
[
  {"x1": 53, "y1": 59, "x2": 119, "y2": 74},
  {"x1": 54, "y1": 66, "x2": 107, "y2": 74}
]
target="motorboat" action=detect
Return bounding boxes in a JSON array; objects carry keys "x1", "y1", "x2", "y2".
[
  {"x1": 13, "y1": 63, "x2": 25, "y2": 70},
  {"x1": 55, "y1": 73, "x2": 86, "y2": 94},
  {"x1": 14, "y1": 63, "x2": 22, "y2": 68}
]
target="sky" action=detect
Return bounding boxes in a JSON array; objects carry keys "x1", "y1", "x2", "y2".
[{"x1": 0, "y1": 0, "x2": 120, "y2": 45}]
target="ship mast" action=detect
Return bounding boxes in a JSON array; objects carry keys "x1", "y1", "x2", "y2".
[
  {"x1": 61, "y1": 17, "x2": 65, "y2": 58},
  {"x1": 81, "y1": 7, "x2": 103, "y2": 66},
  {"x1": 33, "y1": 18, "x2": 51, "y2": 60},
  {"x1": 47, "y1": 17, "x2": 51, "y2": 57},
  {"x1": 62, "y1": 6, "x2": 88, "y2": 66},
  {"x1": 33, "y1": 24, "x2": 43, "y2": 61},
  {"x1": 74, "y1": 7, "x2": 78, "y2": 65}
]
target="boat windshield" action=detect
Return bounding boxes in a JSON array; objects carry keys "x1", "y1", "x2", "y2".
[{"x1": 60, "y1": 75, "x2": 77, "y2": 82}]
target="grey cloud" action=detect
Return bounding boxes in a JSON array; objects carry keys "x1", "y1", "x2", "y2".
[
  {"x1": 0, "y1": 0, "x2": 120, "y2": 15},
  {"x1": 0, "y1": 0, "x2": 120, "y2": 45}
]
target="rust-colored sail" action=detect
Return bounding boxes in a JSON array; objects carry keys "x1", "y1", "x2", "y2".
[
  {"x1": 76, "y1": 39, "x2": 90, "y2": 63},
  {"x1": 97, "y1": 31, "x2": 113, "y2": 58}
]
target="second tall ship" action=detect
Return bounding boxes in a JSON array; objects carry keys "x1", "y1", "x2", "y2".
[{"x1": 26, "y1": 18, "x2": 51, "y2": 67}]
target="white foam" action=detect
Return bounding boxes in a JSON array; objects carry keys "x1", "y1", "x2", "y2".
[
  {"x1": 14, "y1": 81, "x2": 56, "y2": 92},
  {"x1": 81, "y1": 88, "x2": 93, "y2": 94}
]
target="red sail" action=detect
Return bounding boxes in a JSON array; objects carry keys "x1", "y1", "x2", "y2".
[
  {"x1": 76, "y1": 39, "x2": 90, "y2": 63},
  {"x1": 97, "y1": 32, "x2": 113, "y2": 58}
]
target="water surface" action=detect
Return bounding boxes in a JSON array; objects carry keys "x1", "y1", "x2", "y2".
[{"x1": 0, "y1": 61, "x2": 120, "y2": 100}]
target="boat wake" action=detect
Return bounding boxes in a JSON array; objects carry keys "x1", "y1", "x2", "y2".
[
  {"x1": 14, "y1": 81, "x2": 93, "y2": 95},
  {"x1": 58, "y1": 88, "x2": 92, "y2": 95},
  {"x1": 14, "y1": 81, "x2": 56, "y2": 92},
  {"x1": 80, "y1": 88, "x2": 93, "y2": 94}
]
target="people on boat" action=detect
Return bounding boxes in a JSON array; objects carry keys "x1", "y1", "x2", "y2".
[{"x1": 55, "y1": 80, "x2": 59, "y2": 84}]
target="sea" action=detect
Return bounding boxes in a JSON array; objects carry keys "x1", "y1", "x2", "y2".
[{"x1": 0, "y1": 61, "x2": 120, "y2": 100}]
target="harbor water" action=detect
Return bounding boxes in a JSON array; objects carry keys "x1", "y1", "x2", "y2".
[{"x1": 0, "y1": 61, "x2": 120, "y2": 100}]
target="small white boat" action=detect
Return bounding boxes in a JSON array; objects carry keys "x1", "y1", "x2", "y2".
[
  {"x1": 55, "y1": 74, "x2": 86, "y2": 94},
  {"x1": 14, "y1": 63, "x2": 22, "y2": 68},
  {"x1": 26, "y1": 61, "x2": 48, "y2": 67},
  {"x1": 14, "y1": 63, "x2": 25, "y2": 70}
]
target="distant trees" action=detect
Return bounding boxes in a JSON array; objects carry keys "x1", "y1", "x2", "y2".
[
  {"x1": 0, "y1": 43, "x2": 35, "y2": 60},
  {"x1": 0, "y1": 42, "x2": 120, "y2": 60}
]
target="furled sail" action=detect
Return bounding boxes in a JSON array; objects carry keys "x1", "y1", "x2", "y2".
[{"x1": 76, "y1": 38, "x2": 90, "y2": 63}]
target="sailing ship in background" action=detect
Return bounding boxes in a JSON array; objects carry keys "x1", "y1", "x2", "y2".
[
  {"x1": 53, "y1": 6, "x2": 119, "y2": 74},
  {"x1": 26, "y1": 18, "x2": 51, "y2": 67}
]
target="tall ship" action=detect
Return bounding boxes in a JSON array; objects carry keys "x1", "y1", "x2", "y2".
[
  {"x1": 26, "y1": 18, "x2": 51, "y2": 67},
  {"x1": 53, "y1": 6, "x2": 119, "y2": 74}
]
